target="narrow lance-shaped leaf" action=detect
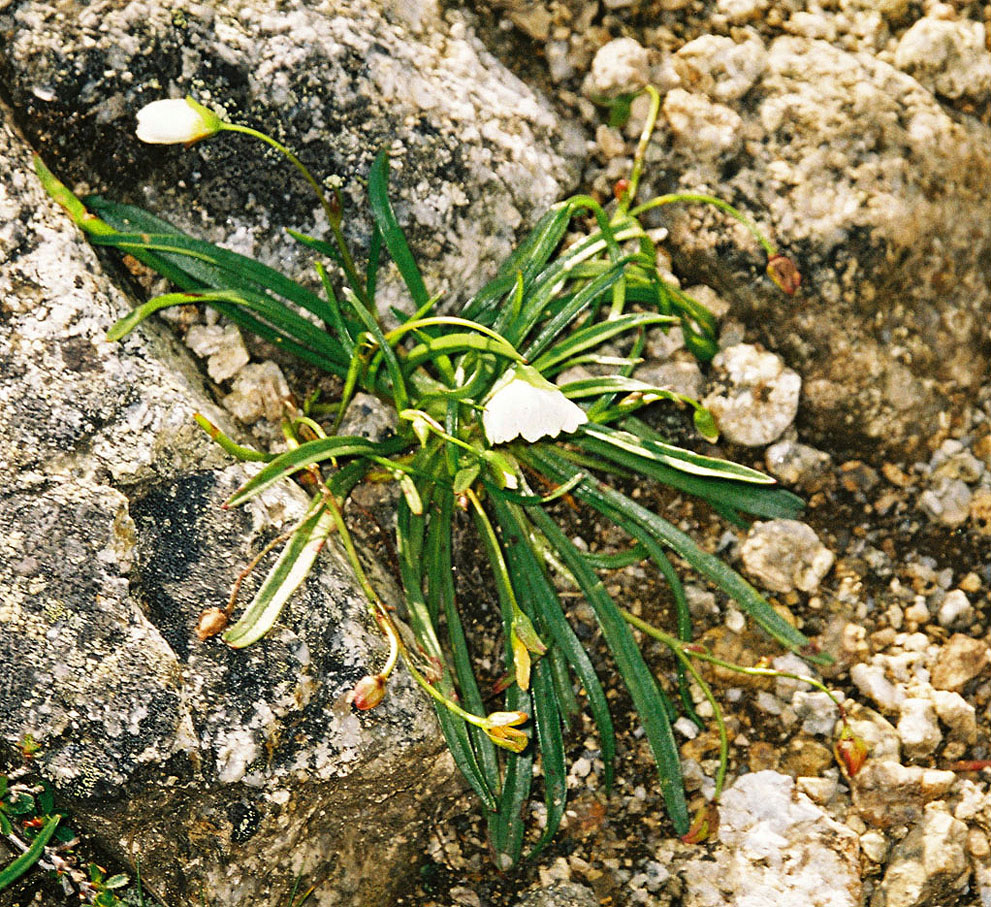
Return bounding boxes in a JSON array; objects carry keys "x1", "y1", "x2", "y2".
[{"x1": 223, "y1": 499, "x2": 335, "y2": 648}]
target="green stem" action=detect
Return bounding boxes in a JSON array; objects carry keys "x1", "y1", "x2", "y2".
[
  {"x1": 629, "y1": 193, "x2": 777, "y2": 257},
  {"x1": 616, "y1": 86, "x2": 661, "y2": 217},
  {"x1": 218, "y1": 123, "x2": 369, "y2": 306}
]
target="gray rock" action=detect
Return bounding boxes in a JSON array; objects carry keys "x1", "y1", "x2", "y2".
[
  {"x1": 0, "y1": 104, "x2": 453, "y2": 907},
  {"x1": 704, "y1": 344, "x2": 801, "y2": 446},
  {"x1": 873, "y1": 804, "x2": 970, "y2": 907},
  {"x1": 652, "y1": 35, "x2": 991, "y2": 459},
  {"x1": 918, "y1": 477, "x2": 973, "y2": 528},
  {"x1": 0, "y1": 0, "x2": 583, "y2": 317},
  {"x1": 739, "y1": 518, "x2": 834, "y2": 593},
  {"x1": 681, "y1": 771, "x2": 861, "y2": 907},
  {"x1": 851, "y1": 761, "x2": 956, "y2": 829},
  {"x1": 850, "y1": 663, "x2": 906, "y2": 713},
  {"x1": 893, "y1": 18, "x2": 991, "y2": 101},
  {"x1": 586, "y1": 37, "x2": 651, "y2": 98},
  {"x1": 764, "y1": 440, "x2": 832, "y2": 492},
  {"x1": 515, "y1": 881, "x2": 599, "y2": 907},
  {"x1": 895, "y1": 698, "x2": 942, "y2": 760}
]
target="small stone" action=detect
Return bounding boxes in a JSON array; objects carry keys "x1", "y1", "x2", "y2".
[
  {"x1": 725, "y1": 607, "x2": 745, "y2": 633},
  {"x1": 796, "y1": 775, "x2": 837, "y2": 804},
  {"x1": 896, "y1": 698, "x2": 942, "y2": 759},
  {"x1": 740, "y1": 519, "x2": 834, "y2": 593},
  {"x1": 918, "y1": 477, "x2": 973, "y2": 527},
  {"x1": 931, "y1": 690, "x2": 977, "y2": 743},
  {"x1": 662, "y1": 88, "x2": 744, "y2": 158},
  {"x1": 185, "y1": 323, "x2": 251, "y2": 382},
  {"x1": 855, "y1": 674, "x2": 891, "y2": 725},
  {"x1": 970, "y1": 487, "x2": 991, "y2": 535},
  {"x1": 515, "y1": 881, "x2": 598, "y2": 907},
  {"x1": 894, "y1": 18, "x2": 991, "y2": 100},
  {"x1": 765, "y1": 440, "x2": 833, "y2": 491},
  {"x1": 860, "y1": 830, "x2": 888, "y2": 863},
  {"x1": 703, "y1": 344, "x2": 801, "y2": 447},
  {"x1": 223, "y1": 361, "x2": 291, "y2": 424},
  {"x1": 851, "y1": 761, "x2": 956, "y2": 828},
  {"x1": 634, "y1": 360, "x2": 704, "y2": 400},
  {"x1": 877, "y1": 804, "x2": 969, "y2": 907},
  {"x1": 931, "y1": 634, "x2": 989, "y2": 691},
  {"x1": 792, "y1": 690, "x2": 842, "y2": 736},
  {"x1": 671, "y1": 34, "x2": 767, "y2": 102},
  {"x1": 586, "y1": 38, "x2": 650, "y2": 98},
  {"x1": 937, "y1": 589, "x2": 974, "y2": 630}
]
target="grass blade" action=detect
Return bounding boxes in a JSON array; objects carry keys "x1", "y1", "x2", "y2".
[
  {"x1": 223, "y1": 499, "x2": 334, "y2": 648},
  {"x1": 0, "y1": 815, "x2": 60, "y2": 889}
]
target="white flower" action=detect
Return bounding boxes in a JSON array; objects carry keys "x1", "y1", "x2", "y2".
[
  {"x1": 482, "y1": 365, "x2": 587, "y2": 445},
  {"x1": 136, "y1": 98, "x2": 221, "y2": 145}
]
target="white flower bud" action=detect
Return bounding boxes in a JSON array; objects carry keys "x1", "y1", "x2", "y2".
[
  {"x1": 482, "y1": 365, "x2": 587, "y2": 445},
  {"x1": 136, "y1": 98, "x2": 222, "y2": 145}
]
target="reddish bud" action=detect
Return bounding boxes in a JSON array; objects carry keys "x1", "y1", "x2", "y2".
[
  {"x1": 681, "y1": 803, "x2": 719, "y2": 844},
  {"x1": 195, "y1": 607, "x2": 229, "y2": 641},
  {"x1": 834, "y1": 726, "x2": 869, "y2": 777},
  {"x1": 613, "y1": 178, "x2": 630, "y2": 202},
  {"x1": 766, "y1": 255, "x2": 801, "y2": 295},
  {"x1": 348, "y1": 674, "x2": 386, "y2": 710}
]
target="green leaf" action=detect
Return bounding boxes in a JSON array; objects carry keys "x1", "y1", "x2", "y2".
[
  {"x1": 223, "y1": 499, "x2": 335, "y2": 648},
  {"x1": 489, "y1": 685, "x2": 532, "y2": 867},
  {"x1": 368, "y1": 149, "x2": 430, "y2": 308},
  {"x1": 525, "y1": 446, "x2": 820, "y2": 660},
  {"x1": 0, "y1": 814, "x2": 59, "y2": 890},
  {"x1": 104, "y1": 874, "x2": 130, "y2": 890},
  {"x1": 581, "y1": 424, "x2": 775, "y2": 484},
  {"x1": 3, "y1": 792, "x2": 35, "y2": 816},
  {"x1": 226, "y1": 435, "x2": 407, "y2": 508},
  {"x1": 532, "y1": 312, "x2": 676, "y2": 374},
  {"x1": 526, "y1": 506, "x2": 689, "y2": 834},
  {"x1": 527, "y1": 634, "x2": 567, "y2": 859}
]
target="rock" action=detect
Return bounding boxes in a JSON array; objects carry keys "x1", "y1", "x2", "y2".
[
  {"x1": 918, "y1": 477, "x2": 973, "y2": 528},
  {"x1": 930, "y1": 634, "x2": 990, "y2": 691},
  {"x1": 968, "y1": 486, "x2": 991, "y2": 535},
  {"x1": 662, "y1": 88, "x2": 744, "y2": 159},
  {"x1": 515, "y1": 881, "x2": 599, "y2": 907},
  {"x1": 739, "y1": 519, "x2": 834, "y2": 593},
  {"x1": 895, "y1": 698, "x2": 942, "y2": 759},
  {"x1": 937, "y1": 589, "x2": 975, "y2": 630},
  {"x1": 792, "y1": 690, "x2": 842, "y2": 737},
  {"x1": 184, "y1": 323, "x2": 251, "y2": 383},
  {"x1": 0, "y1": 0, "x2": 583, "y2": 317},
  {"x1": 222, "y1": 361, "x2": 292, "y2": 426},
  {"x1": 680, "y1": 771, "x2": 861, "y2": 907},
  {"x1": 851, "y1": 761, "x2": 956, "y2": 828},
  {"x1": 860, "y1": 830, "x2": 888, "y2": 864},
  {"x1": 850, "y1": 663, "x2": 905, "y2": 713},
  {"x1": 586, "y1": 37, "x2": 651, "y2": 98},
  {"x1": 930, "y1": 690, "x2": 977, "y2": 744},
  {"x1": 893, "y1": 18, "x2": 991, "y2": 100},
  {"x1": 653, "y1": 35, "x2": 991, "y2": 459},
  {"x1": 672, "y1": 34, "x2": 768, "y2": 102},
  {"x1": 764, "y1": 440, "x2": 833, "y2": 492},
  {"x1": 0, "y1": 99, "x2": 453, "y2": 907},
  {"x1": 634, "y1": 359, "x2": 705, "y2": 400},
  {"x1": 873, "y1": 804, "x2": 970, "y2": 907},
  {"x1": 704, "y1": 344, "x2": 801, "y2": 447}
]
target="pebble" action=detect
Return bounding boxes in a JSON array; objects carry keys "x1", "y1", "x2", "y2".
[
  {"x1": 792, "y1": 690, "x2": 841, "y2": 736},
  {"x1": 515, "y1": 881, "x2": 598, "y2": 907},
  {"x1": 860, "y1": 830, "x2": 888, "y2": 863},
  {"x1": 851, "y1": 761, "x2": 956, "y2": 828},
  {"x1": 184, "y1": 323, "x2": 251, "y2": 382},
  {"x1": 661, "y1": 88, "x2": 743, "y2": 158},
  {"x1": 969, "y1": 487, "x2": 991, "y2": 535},
  {"x1": 895, "y1": 698, "x2": 942, "y2": 759},
  {"x1": 586, "y1": 38, "x2": 650, "y2": 98},
  {"x1": 918, "y1": 477, "x2": 972, "y2": 527},
  {"x1": 222, "y1": 361, "x2": 291, "y2": 424},
  {"x1": 764, "y1": 440, "x2": 833, "y2": 491},
  {"x1": 877, "y1": 804, "x2": 969, "y2": 907},
  {"x1": 703, "y1": 344, "x2": 801, "y2": 446},
  {"x1": 937, "y1": 589, "x2": 974, "y2": 629},
  {"x1": 671, "y1": 34, "x2": 767, "y2": 102},
  {"x1": 893, "y1": 18, "x2": 991, "y2": 100},
  {"x1": 850, "y1": 663, "x2": 905, "y2": 713},
  {"x1": 739, "y1": 519, "x2": 834, "y2": 593},
  {"x1": 930, "y1": 689, "x2": 977, "y2": 743},
  {"x1": 930, "y1": 634, "x2": 989, "y2": 691},
  {"x1": 633, "y1": 360, "x2": 705, "y2": 400}
]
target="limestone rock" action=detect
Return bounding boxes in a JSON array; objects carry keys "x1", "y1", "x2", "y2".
[
  {"x1": 740, "y1": 519, "x2": 834, "y2": 593},
  {"x1": 652, "y1": 35, "x2": 991, "y2": 458},
  {"x1": 704, "y1": 344, "x2": 801, "y2": 446},
  {"x1": 586, "y1": 37, "x2": 651, "y2": 98},
  {"x1": 681, "y1": 771, "x2": 861, "y2": 907},
  {"x1": 851, "y1": 761, "x2": 956, "y2": 828},
  {"x1": 0, "y1": 0, "x2": 583, "y2": 317},
  {"x1": 873, "y1": 804, "x2": 970, "y2": 907},
  {"x1": 0, "y1": 102, "x2": 453, "y2": 907},
  {"x1": 930, "y1": 634, "x2": 989, "y2": 691},
  {"x1": 893, "y1": 18, "x2": 991, "y2": 101}
]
